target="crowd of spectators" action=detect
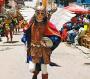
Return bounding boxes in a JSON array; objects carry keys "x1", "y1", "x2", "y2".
[{"x1": 60, "y1": 14, "x2": 90, "y2": 46}]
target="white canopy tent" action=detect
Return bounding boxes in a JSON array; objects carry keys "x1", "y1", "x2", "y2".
[{"x1": 50, "y1": 8, "x2": 76, "y2": 30}]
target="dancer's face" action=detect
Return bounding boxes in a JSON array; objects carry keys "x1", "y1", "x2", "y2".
[{"x1": 36, "y1": 10, "x2": 45, "y2": 22}]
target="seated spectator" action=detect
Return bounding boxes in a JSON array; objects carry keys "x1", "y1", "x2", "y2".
[
  {"x1": 67, "y1": 28, "x2": 78, "y2": 44},
  {"x1": 66, "y1": 22, "x2": 73, "y2": 31},
  {"x1": 75, "y1": 24, "x2": 86, "y2": 45}
]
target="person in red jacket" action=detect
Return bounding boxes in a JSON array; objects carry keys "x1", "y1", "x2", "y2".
[{"x1": 22, "y1": 2, "x2": 61, "y2": 79}]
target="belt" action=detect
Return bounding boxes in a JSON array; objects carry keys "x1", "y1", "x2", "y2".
[{"x1": 31, "y1": 43, "x2": 41, "y2": 48}]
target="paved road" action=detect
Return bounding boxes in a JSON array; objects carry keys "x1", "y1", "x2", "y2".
[{"x1": 0, "y1": 33, "x2": 90, "y2": 79}]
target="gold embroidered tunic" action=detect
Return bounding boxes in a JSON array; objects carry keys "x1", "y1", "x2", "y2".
[{"x1": 30, "y1": 23, "x2": 51, "y2": 64}]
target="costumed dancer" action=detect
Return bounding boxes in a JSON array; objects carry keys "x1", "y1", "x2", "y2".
[
  {"x1": 4, "y1": 18, "x2": 13, "y2": 42},
  {"x1": 21, "y1": 0, "x2": 61, "y2": 79}
]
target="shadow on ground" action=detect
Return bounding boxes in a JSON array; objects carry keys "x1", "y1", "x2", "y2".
[
  {"x1": 84, "y1": 63, "x2": 90, "y2": 65},
  {"x1": 0, "y1": 47, "x2": 13, "y2": 51},
  {"x1": 4, "y1": 41, "x2": 19, "y2": 43}
]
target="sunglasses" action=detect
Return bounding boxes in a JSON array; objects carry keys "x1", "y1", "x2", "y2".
[{"x1": 36, "y1": 10, "x2": 45, "y2": 15}]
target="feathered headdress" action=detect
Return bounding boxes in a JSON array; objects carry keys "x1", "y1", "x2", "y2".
[
  {"x1": 34, "y1": 0, "x2": 57, "y2": 13},
  {"x1": 35, "y1": 0, "x2": 47, "y2": 8}
]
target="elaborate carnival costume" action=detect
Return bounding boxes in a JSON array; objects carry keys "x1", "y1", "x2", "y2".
[{"x1": 22, "y1": 0, "x2": 61, "y2": 79}]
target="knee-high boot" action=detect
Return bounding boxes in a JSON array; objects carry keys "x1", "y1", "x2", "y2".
[
  {"x1": 32, "y1": 71, "x2": 39, "y2": 79},
  {"x1": 42, "y1": 74, "x2": 48, "y2": 79}
]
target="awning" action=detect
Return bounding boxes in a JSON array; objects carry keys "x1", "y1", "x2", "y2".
[{"x1": 64, "y1": 4, "x2": 89, "y2": 14}]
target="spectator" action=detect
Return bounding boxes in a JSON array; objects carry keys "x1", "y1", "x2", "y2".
[
  {"x1": 67, "y1": 29, "x2": 78, "y2": 44},
  {"x1": 74, "y1": 24, "x2": 85, "y2": 45}
]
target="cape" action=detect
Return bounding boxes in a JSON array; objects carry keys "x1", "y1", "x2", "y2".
[
  {"x1": 22, "y1": 21, "x2": 61, "y2": 51},
  {"x1": 23, "y1": 21, "x2": 60, "y2": 37},
  {"x1": 45, "y1": 22, "x2": 61, "y2": 38}
]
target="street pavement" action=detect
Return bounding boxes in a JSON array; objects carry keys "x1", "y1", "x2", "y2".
[
  {"x1": 0, "y1": 2, "x2": 90, "y2": 79},
  {"x1": 0, "y1": 32, "x2": 90, "y2": 79}
]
